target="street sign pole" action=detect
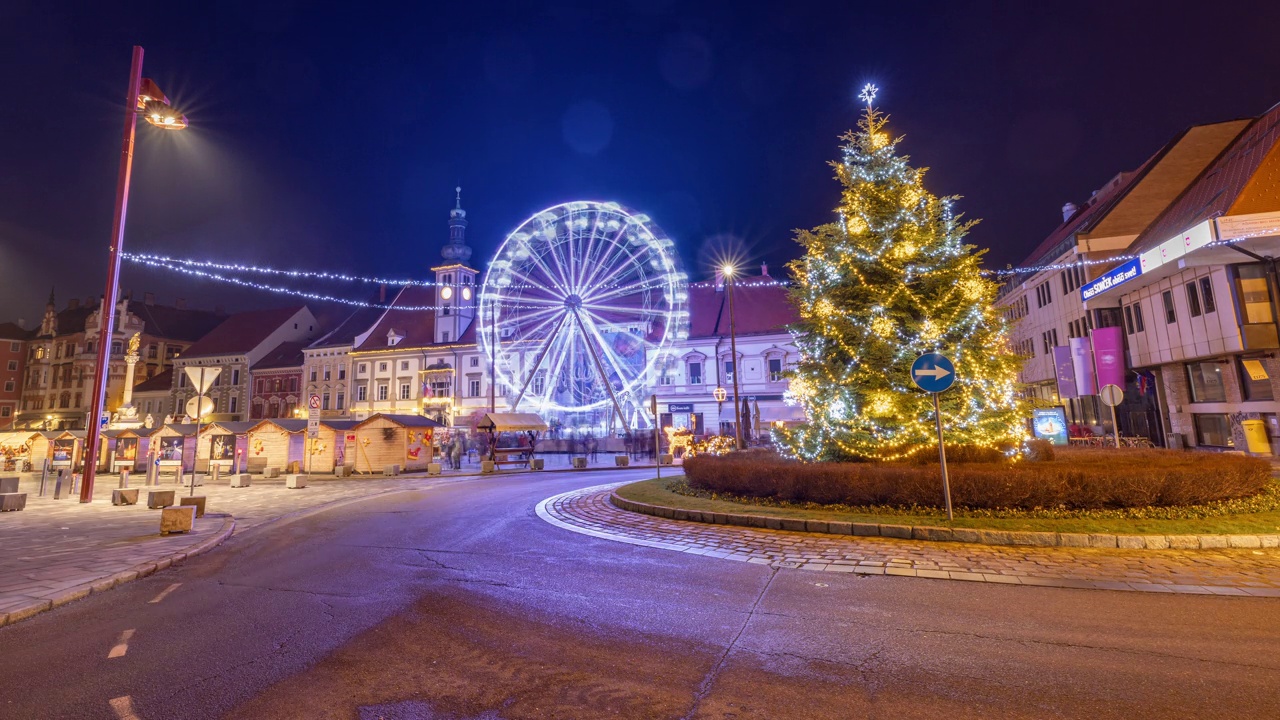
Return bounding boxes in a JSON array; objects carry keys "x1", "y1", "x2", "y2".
[
  {"x1": 1100, "y1": 383, "x2": 1123, "y2": 449},
  {"x1": 932, "y1": 391, "x2": 953, "y2": 521},
  {"x1": 651, "y1": 394, "x2": 660, "y2": 482}
]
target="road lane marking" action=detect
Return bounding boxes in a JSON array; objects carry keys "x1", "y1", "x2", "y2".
[
  {"x1": 148, "y1": 583, "x2": 181, "y2": 604},
  {"x1": 109, "y1": 695, "x2": 141, "y2": 720},
  {"x1": 107, "y1": 629, "x2": 136, "y2": 659}
]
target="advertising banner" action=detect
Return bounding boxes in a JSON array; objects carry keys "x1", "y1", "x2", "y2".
[
  {"x1": 1070, "y1": 336, "x2": 1097, "y2": 395},
  {"x1": 1032, "y1": 406, "x2": 1070, "y2": 445},
  {"x1": 1091, "y1": 326, "x2": 1125, "y2": 389},
  {"x1": 1052, "y1": 346, "x2": 1078, "y2": 399}
]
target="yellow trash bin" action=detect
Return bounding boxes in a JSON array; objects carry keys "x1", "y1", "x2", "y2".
[{"x1": 1241, "y1": 419, "x2": 1271, "y2": 455}]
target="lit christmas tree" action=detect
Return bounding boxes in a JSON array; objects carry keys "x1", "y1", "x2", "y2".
[{"x1": 779, "y1": 88, "x2": 1026, "y2": 461}]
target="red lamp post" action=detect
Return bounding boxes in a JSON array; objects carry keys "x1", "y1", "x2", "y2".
[{"x1": 80, "y1": 47, "x2": 187, "y2": 503}]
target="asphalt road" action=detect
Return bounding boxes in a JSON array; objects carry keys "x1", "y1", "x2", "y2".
[{"x1": 1, "y1": 468, "x2": 1277, "y2": 719}]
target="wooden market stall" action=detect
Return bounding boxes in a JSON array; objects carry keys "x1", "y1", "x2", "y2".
[
  {"x1": 35, "y1": 430, "x2": 86, "y2": 472},
  {"x1": 193, "y1": 421, "x2": 257, "y2": 474},
  {"x1": 245, "y1": 419, "x2": 307, "y2": 474},
  {"x1": 476, "y1": 413, "x2": 549, "y2": 469},
  {"x1": 150, "y1": 424, "x2": 198, "y2": 476},
  {"x1": 323, "y1": 420, "x2": 360, "y2": 474},
  {"x1": 104, "y1": 427, "x2": 159, "y2": 473},
  {"x1": 348, "y1": 414, "x2": 443, "y2": 474},
  {"x1": 0, "y1": 431, "x2": 40, "y2": 472}
]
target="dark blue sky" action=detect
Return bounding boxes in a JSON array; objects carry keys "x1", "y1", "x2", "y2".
[{"x1": 3, "y1": 1, "x2": 1280, "y2": 324}]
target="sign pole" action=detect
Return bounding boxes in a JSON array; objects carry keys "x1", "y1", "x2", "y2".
[
  {"x1": 1110, "y1": 404, "x2": 1120, "y2": 449},
  {"x1": 651, "y1": 394, "x2": 660, "y2": 481},
  {"x1": 932, "y1": 391, "x2": 953, "y2": 522},
  {"x1": 190, "y1": 367, "x2": 206, "y2": 497}
]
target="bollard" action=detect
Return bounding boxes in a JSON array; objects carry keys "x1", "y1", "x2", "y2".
[
  {"x1": 212, "y1": 464, "x2": 221, "y2": 485},
  {"x1": 39, "y1": 460, "x2": 50, "y2": 497},
  {"x1": 53, "y1": 470, "x2": 67, "y2": 500},
  {"x1": 119, "y1": 469, "x2": 131, "y2": 489}
]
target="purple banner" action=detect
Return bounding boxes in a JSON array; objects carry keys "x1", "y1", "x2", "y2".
[
  {"x1": 1052, "y1": 346, "x2": 1078, "y2": 400},
  {"x1": 1092, "y1": 326, "x2": 1125, "y2": 389},
  {"x1": 1070, "y1": 336, "x2": 1097, "y2": 395}
]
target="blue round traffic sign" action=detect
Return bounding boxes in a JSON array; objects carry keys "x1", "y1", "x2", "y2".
[{"x1": 910, "y1": 353, "x2": 956, "y2": 393}]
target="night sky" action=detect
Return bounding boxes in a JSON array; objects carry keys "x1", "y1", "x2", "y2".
[{"x1": 3, "y1": 1, "x2": 1280, "y2": 325}]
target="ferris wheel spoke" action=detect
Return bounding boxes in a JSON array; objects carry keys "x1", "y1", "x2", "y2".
[
  {"x1": 583, "y1": 307, "x2": 661, "y2": 353},
  {"x1": 507, "y1": 262, "x2": 570, "y2": 300},
  {"x1": 581, "y1": 273, "x2": 659, "y2": 306},
  {"x1": 580, "y1": 241, "x2": 641, "y2": 296},
  {"x1": 511, "y1": 312, "x2": 570, "y2": 408},
  {"x1": 540, "y1": 320, "x2": 577, "y2": 409},
  {"x1": 574, "y1": 211, "x2": 607, "y2": 292},
  {"x1": 578, "y1": 224, "x2": 632, "y2": 292},
  {"x1": 577, "y1": 312, "x2": 638, "y2": 392}
]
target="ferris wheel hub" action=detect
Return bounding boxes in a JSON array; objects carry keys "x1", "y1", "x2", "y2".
[{"x1": 563, "y1": 294, "x2": 584, "y2": 310}]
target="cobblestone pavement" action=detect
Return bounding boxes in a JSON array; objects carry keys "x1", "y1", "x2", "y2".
[
  {"x1": 539, "y1": 483, "x2": 1280, "y2": 596},
  {"x1": 0, "y1": 473, "x2": 443, "y2": 626}
]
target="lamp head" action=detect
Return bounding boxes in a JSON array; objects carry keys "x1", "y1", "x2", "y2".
[{"x1": 141, "y1": 99, "x2": 187, "y2": 130}]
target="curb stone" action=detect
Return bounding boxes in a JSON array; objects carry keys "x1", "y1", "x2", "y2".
[
  {"x1": 609, "y1": 493, "x2": 1280, "y2": 551},
  {"x1": 0, "y1": 514, "x2": 236, "y2": 629}
]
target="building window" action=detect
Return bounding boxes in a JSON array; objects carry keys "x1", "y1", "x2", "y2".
[
  {"x1": 377, "y1": 384, "x2": 388, "y2": 401},
  {"x1": 470, "y1": 357, "x2": 479, "y2": 367},
  {"x1": 1186, "y1": 282, "x2": 1202, "y2": 317},
  {"x1": 768, "y1": 358, "x2": 784, "y2": 382},
  {"x1": 1186, "y1": 361, "x2": 1227, "y2": 403},
  {"x1": 378, "y1": 362, "x2": 388, "y2": 372},
  {"x1": 723, "y1": 360, "x2": 735, "y2": 383},
  {"x1": 336, "y1": 392, "x2": 345, "y2": 410},
  {"x1": 1133, "y1": 302, "x2": 1145, "y2": 332},
  {"x1": 534, "y1": 375, "x2": 545, "y2": 397},
  {"x1": 3, "y1": 380, "x2": 12, "y2": 392},
  {"x1": 442, "y1": 331, "x2": 451, "y2": 343},
  {"x1": 1, "y1": 407, "x2": 9, "y2": 418},
  {"x1": 1193, "y1": 414, "x2": 1233, "y2": 447},
  {"x1": 688, "y1": 362, "x2": 702, "y2": 385},
  {"x1": 323, "y1": 366, "x2": 331, "y2": 381},
  {"x1": 309, "y1": 369, "x2": 317, "y2": 382},
  {"x1": 399, "y1": 383, "x2": 410, "y2": 400},
  {"x1": 400, "y1": 361, "x2": 410, "y2": 371},
  {"x1": 359, "y1": 363, "x2": 368, "y2": 374},
  {"x1": 289, "y1": 378, "x2": 298, "y2": 392},
  {"x1": 443, "y1": 305, "x2": 451, "y2": 316},
  {"x1": 232, "y1": 369, "x2": 240, "y2": 385},
  {"x1": 1124, "y1": 306, "x2": 1135, "y2": 335},
  {"x1": 1239, "y1": 358, "x2": 1274, "y2": 401},
  {"x1": 1236, "y1": 265, "x2": 1273, "y2": 324},
  {"x1": 6, "y1": 360, "x2": 16, "y2": 371},
  {"x1": 148, "y1": 345, "x2": 158, "y2": 359},
  {"x1": 179, "y1": 373, "x2": 187, "y2": 388},
  {"x1": 1200, "y1": 277, "x2": 1216, "y2": 314},
  {"x1": 9, "y1": 342, "x2": 18, "y2": 352},
  {"x1": 357, "y1": 385, "x2": 367, "y2": 402},
  {"x1": 230, "y1": 396, "x2": 238, "y2": 414},
  {"x1": 322, "y1": 393, "x2": 330, "y2": 410},
  {"x1": 1162, "y1": 290, "x2": 1176, "y2": 324},
  {"x1": 338, "y1": 367, "x2": 346, "y2": 380},
  {"x1": 468, "y1": 379, "x2": 481, "y2": 397}
]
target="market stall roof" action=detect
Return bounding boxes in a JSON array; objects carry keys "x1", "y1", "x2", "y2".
[
  {"x1": 156, "y1": 424, "x2": 200, "y2": 437},
  {"x1": 248, "y1": 419, "x2": 309, "y2": 433},
  {"x1": 104, "y1": 427, "x2": 160, "y2": 439},
  {"x1": 322, "y1": 420, "x2": 361, "y2": 431},
  {"x1": 204, "y1": 421, "x2": 260, "y2": 434},
  {"x1": 476, "y1": 413, "x2": 549, "y2": 432},
  {"x1": 352, "y1": 414, "x2": 445, "y2": 430}
]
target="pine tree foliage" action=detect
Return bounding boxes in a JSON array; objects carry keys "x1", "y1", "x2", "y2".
[{"x1": 778, "y1": 108, "x2": 1026, "y2": 461}]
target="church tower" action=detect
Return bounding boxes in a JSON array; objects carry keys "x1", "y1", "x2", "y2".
[
  {"x1": 433, "y1": 187, "x2": 477, "y2": 345},
  {"x1": 39, "y1": 288, "x2": 58, "y2": 337}
]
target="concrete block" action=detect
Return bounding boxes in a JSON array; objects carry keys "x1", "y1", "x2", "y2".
[
  {"x1": 427, "y1": 463, "x2": 442, "y2": 476},
  {"x1": 1227, "y1": 535, "x2": 1261, "y2": 549},
  {"x1": 615, "y1": 455, "x2": 630, "y2": 467},
  {"x1": 179, "y1": 496, "x2": 207, "y2": 518},
  {"x1": 951, "y1": 528, "x2": 981, "y2": 544},
  {"x1": 1116, "y1": 535, "x2": 1145, "y2": 549},
  {"x1": 531, "y1": 458, "x2": 545, "y2": 470},
  {"x1": 263, "y1": 467, "x2": 281, "y2": 479},
  {"x1": 160, "y1": 506, "x2": 196, "y2": 535},
  {"x1": 111, "y1": 488, "x2": 139, "y2": 506},
  {"x1": 851, "y1": 522, "x2": 880, "y2": 536},
  {"x1": 147, "y1": 490, "x2": 176, "y2": 509},
  {"x1": 285, "y1": 474, "x2": 307, "y2": 489},
  {"x1": 1143, "y1": 535, "x2": 1170, "y2": 550},
  {"x1": 571, "y1": 457, "x2": 587, "y2": 469},
  {"x1": 804, "y1": 520, "x2": 830, "y2": 533},
  {"x1": 1198, "y1": 535, "x2": 1229, "y2": 549},
  {"x1": 230, "y1": 474, "x2": 251, "y2": 488},
  {"x1": 383, "y1": 464, "x2": 401, "y2": 476},
  {"x1": 1058, "y1": 533, "x2": 1091, "y2": 547},
  {"x1": 914, "y1": 526, "x2": 956, "y2": 543},
  {"x1": 1087, "y1": 534, "x2": 1118, "y2": 548},
  {"x1": 0, "y1": 477, "x2": 18, "y2": 493},
  {"x1": 659, "y1": 454, "x2": 674, "y2": 466},
  {"x1": 480, "y1": 461, "x2": 495, "y2": 474},
  {"x1": 879, "y1": 524, "x2": 913, "y2": 539},
  {"x1": 1260, "y1": 535, "x2": 1280, "y2": 548},
  {"x1": 0, "y1": 493, "x2": 26, "y2": 512},
  {"x1": 1167, "y1": 535, "x2": 1199, "y2": 550},
  {"x1": 334, "y1": 465, "x2": 350, "y2": 478},
  {"x1": 826, "y1": 521, "x2": 853, "y2": 535}
]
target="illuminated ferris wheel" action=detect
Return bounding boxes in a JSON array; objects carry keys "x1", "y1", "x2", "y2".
[{"x1": 478, "y1": 201, "x2": 688, "y2": 428}]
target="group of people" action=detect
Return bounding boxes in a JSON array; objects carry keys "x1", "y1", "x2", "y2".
[{"x1": 437, "y1": 435, "x2": 469, "y2": 470}]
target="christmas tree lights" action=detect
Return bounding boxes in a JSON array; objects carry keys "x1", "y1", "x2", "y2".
[{"x1": 777, "y1": 105, "x2": 1027, "y2": 462}]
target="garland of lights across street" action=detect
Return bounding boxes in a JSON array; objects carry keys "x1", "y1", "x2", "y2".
[{"x1": 478, "y1": 201, "x2": 689, "y2": 432}]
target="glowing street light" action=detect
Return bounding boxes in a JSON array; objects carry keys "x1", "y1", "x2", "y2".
[
  {"x1": 81, "y1": 47, "x2": 188, "y2": 503},
  {"x1": 722, "y1": 263, "x2": 743, "y2": 450}
]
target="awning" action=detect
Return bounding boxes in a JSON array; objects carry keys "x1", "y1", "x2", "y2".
[
  {"x1": 476, "y1": 412, "x2": 549, "y2": 432},
  {"x1": 758, "y1": 405, "x2": 807, "y2": 423}
]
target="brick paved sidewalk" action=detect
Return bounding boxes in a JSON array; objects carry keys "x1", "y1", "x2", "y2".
[
  {"x1": 538, "y1": 483, "x2": 1280, "y2": 596},
  {"x1": 0, "y1": 473, "x2": 437, "y2": 627}
]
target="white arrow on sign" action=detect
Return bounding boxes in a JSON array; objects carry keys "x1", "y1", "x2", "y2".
[{"x1": 914, "y1": 366, "x2": 952, "y2": 380}]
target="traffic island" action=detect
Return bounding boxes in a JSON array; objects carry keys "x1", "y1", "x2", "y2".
[{"x1": 611, "y1": 477, "x2": 1280, "y2": 550}]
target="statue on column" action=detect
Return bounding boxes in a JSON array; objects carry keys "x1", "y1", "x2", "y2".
[{"x1": 110, "y1": 332, "x2": 144, "y2": 428}]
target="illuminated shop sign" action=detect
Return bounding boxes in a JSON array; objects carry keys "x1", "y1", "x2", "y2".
[{"x1": 1081, "y1": 258, "x2": 1141, "y2": 300}]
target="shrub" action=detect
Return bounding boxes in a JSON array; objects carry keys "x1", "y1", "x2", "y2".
[
  {"x1": 1025, "y1": 439, "x2": 1055, "y2": 462},
  {"x1": 683, "y1": 448, "x2": 1270, "y2": 510}
]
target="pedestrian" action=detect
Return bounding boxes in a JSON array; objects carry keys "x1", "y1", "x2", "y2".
[{"x1": 451, "y1": 437, "x2": 462, "y2": 470}]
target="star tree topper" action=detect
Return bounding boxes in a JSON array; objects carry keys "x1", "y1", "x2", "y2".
[{"x1": 858, "y1": 83, "x2": 878, "y2": 108}]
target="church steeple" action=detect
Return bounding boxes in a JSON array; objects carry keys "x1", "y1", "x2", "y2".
[
  {"x1": 39, "y1": 287, "x2": 57, "y2": 337},
  {"x1": 441, "y1": 186, "x2": 472, "y2": 264}
]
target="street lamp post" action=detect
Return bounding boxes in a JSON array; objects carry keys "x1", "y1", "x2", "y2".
[
  {"x1": 79, "y1": 46, "x2": 187, "y2": 503},
  {"x1": 723, "y1": 265, "x2": 743, "y2": 450}
]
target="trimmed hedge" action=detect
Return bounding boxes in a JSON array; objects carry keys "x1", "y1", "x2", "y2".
[{"x1": 684, "y1": 447, "x2": 1271, "y2": 510}]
